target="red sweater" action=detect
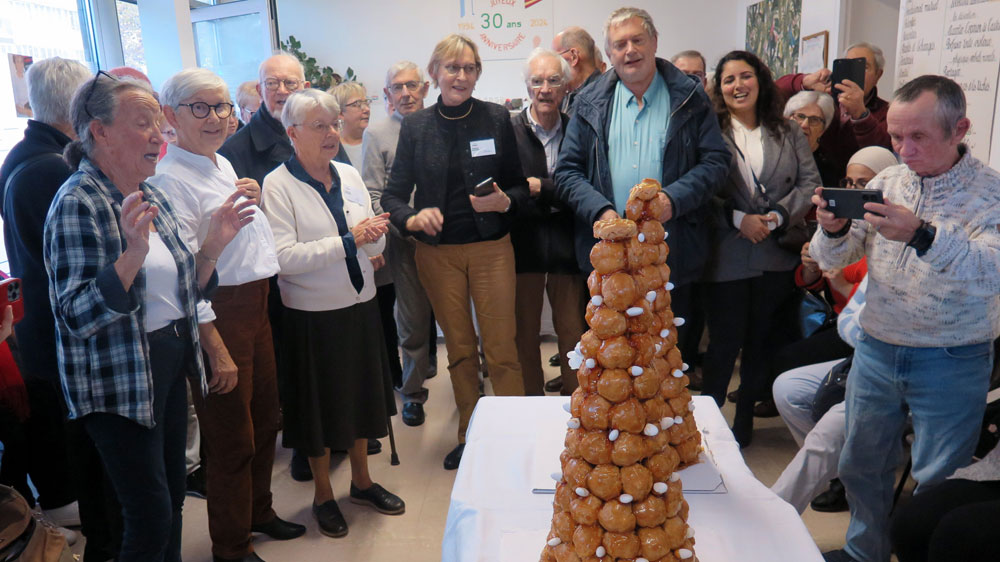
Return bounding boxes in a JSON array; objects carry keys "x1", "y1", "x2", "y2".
[
  {"x1": 776, "y1": 73, "x2": 892, "y2": 175},
  {"x1": 795, "y1": 256, "x2": 868, "y2": 314}
]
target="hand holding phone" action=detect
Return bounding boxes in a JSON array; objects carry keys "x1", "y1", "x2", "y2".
[
  {"x1": 474, "y1": 176, "x2": 495, "y2": 197},
  {"x1": 0, "y1": 278, "x2": 24, "y2": 327},
  {"x1": 830, "y1": 58, "x2": 866, "y2": 104},
  {"x1": 820, "y1": 188, "x2": 884, "y2": 220}
]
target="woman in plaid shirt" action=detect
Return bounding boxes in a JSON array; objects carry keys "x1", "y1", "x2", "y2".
[{"x1": 43, "y1": 73, "x2": 253, "y2": 562}]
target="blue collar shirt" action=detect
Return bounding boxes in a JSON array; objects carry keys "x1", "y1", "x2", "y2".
[{"x1": 607, "y1": 74, "x2": 670, "y2": 213}]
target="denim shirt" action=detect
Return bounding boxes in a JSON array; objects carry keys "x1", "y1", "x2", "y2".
[{"x1": 44, "y1": 158, "x2": 213, "y2": 427}]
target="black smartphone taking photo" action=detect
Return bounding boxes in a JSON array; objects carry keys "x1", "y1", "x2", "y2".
[
  {"x1": 830, "y1": 57, "x2": 866, "y2": 99},
  {"x1": 821, "y1": 187, "x2": 884, "y2": 220}
]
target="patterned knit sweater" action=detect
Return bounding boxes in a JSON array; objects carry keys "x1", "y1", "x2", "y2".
[{"x1": 810, "y1": 149, "x2": 1000, "y2": 347}]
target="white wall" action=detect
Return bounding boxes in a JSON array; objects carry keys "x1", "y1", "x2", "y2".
[
  {"x1": 844, "y1": 0, "x2": 899, "y2": 94},
  {"x1": 275, "y1": 0, "x2": 744, "y2": 125}
]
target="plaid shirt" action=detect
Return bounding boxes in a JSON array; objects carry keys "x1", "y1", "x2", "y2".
[{"x1": 43, "y1": 158, "x2": 211, "y2": 427}]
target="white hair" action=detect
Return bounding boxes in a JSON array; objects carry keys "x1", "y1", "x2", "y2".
[
  {"x1": 522, "y1": 48, "x2": 572, "y2": 83},
  {"x1": 385, "y1": 60, "x2": 425, "y2": 89},
  {"x1": 160, "y1": 68, "x2": 229, "y2": 108},
  {"x1": 783, "y1": 90, "x2": 835, "y2": 130},
  {"x1": 844, "y1": 42, "x2": 885, "y2": 73},
  {"x1": 604, "y1": 7, "x2": 658, "y2": 52},
  {"x1": 280, "y1": 88, "x2": 340, "y2": 129},
  {"x1": 329, "y1": 81, "x2": 366, "y2": 110},
  {"x1": 258, "y1": 51, "x2": 305, "y2": 83},
  {"x1": 25, "y1": 57, "x2": 91, "y2": 126}
]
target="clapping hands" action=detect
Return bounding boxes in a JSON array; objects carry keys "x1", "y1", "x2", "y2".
[{"x1": 352, "y1": 213, "x2": 390, "y2": 245}]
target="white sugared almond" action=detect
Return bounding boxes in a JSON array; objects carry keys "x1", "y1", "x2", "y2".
[
  {"x1": 645, "y1": 290, "x2": 656, "y2": 302},
  {"x1": 619, "y1": 493, "x2": 634, "y2": 504},
  {"x1": 567, "y1": 418, "x2": 580, "y2": 429},
  {"x1": 585, "y1": 358, "x2": 596, "y2": 369},
  {"x1": 595, "y1": 546, "x2": 606, "y2": 557},
  {"x1": 608, "y1": 429, "x2": 620, "y2": 441},
  {"x1": 673, "y1": 317, "x2": 685, "y2": 326},
  {"x1": 575, "y1": 487, "x2": 589, "y2": 497},
  {"x1": 638, "y1": 233, "x2": 646, "y2": 242},
  {"x1": 653, "y1": 482, "x2": 668, "y2": 494},
  {"x1": 590, "y1": 295, "x2": 603, "y2": 306},
  {"x1": 547, "y1": 537, "x2": 561, "y2": 546},
  {"x1": 630, "y1": 366, "x2": 644, "y2": 376},
  {"x1": 626, "y1": 306, "x2": 643, "y2": 317},
  {"x1": 678, "y1": 548, "x2": 693, "y2": 559},
  {"x1": 672, "y1": 369, "x2": 684, "y2": 378},
  {"x1": 660, "y1": 417, "x2": 675, "y2": 430},
  {"x1": 643, "y1": 423, "x2": 659, "y2": 437}
]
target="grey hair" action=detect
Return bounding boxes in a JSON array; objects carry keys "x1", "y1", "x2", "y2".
[
  {"x1": 328, "y1": 81, "x2": 367, "y2": 111},
  {"x1": 844, "y1": 42, "x2": 885, "y2": 73},
  {"x1": 65, "y1": 74, "x2": 154, "y2": 169},
  {"x1": 236, "y1": 80, "x2": 260, "y2": 109},
  {"x1": 604, "y1": 7, "x2": 658, "y2": 51},
  {"x1": 783, "y1": 90, "x2": 836, "y2": 130},
  {"x1": 160, "y1": 67, "x2": 228, "y2": 108},
  {"x1": 26, "y1": 57, "x2": 91, "y2": 126},
  {"x1": 258, "y1": 51, "x2": 305, "y2": 83},
  {"x1": 671, "y1": 50, "x2": 706, "y2": 70},
  {"x1": 554, "y1": 27, "x2": 596, "y2": 64},
  {"x1": 280, "y1": 88, "x2": 340, "y2": 130},
  {"x1": 894, "y1": 75, "x2": 967, "y2": 136},
  {"x1": 522, "y1": 48, "x2": 572, "y2": 84},
  {"x1": 385, "y1": 60, "x2": 425, "y2": 89}
]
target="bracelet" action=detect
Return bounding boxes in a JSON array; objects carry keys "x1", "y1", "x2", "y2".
[{"x1": 198, "y1": 250, "x2": 219, "y2": 263}]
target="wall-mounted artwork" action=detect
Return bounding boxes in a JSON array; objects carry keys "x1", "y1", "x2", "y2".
[
  {"x1": 8, "y1": 54, "x2": 33, "y2": 118},
  {"x1": 746, "y1": 0, "x2": 802, "y2": 78}
]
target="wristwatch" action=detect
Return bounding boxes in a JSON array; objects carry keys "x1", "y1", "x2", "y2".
[{"x1": 906, "y1": 220, "x2": 936, "y2": 256}]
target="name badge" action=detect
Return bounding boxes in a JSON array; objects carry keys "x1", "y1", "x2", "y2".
[
  {"x1": 470, "y1": 139, "x2": 496, "y2": 157},
  {"x1": 342, "y1": 187, "x2": 368, "y2": 208}
]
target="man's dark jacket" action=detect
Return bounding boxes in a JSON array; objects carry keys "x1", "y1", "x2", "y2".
[
  {"x1": 0, "y1": 121, "x2": 73, "y2": 381},
  {"x1": 509, "y1": 108, "x2": 577, "y2": 274},
  {"x1": 554, "y1": 58, "x2": 730, "y2": 287},
  {"x1": 381, "y1": 98, "x2": 529, "y2": 245},
  {"x1": 218, "y1": 104, "x2": 293, "y2": 184}
]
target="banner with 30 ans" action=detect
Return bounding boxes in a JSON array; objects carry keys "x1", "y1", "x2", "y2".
[{"x1": 455, "y1": 0, "x2": 555, "y2": 61}]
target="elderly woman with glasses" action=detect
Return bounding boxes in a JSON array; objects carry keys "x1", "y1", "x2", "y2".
[
  {"x1": 329, "y1": 82, "x2": 371, "y2": 167},
  {"x1": 261, "y1": 88, "x2": 402, "y2": 539},
  {"x1": 381, "y1": 34, "x2": 529, "y2": 471},
  {"x1": 784, "y1": 90, "x2": 838, "y2": 187},
  {"x1": 43, "y1": 72, "x2": 253, "y2": 562},
  {"x1": 701, "y1": 51, "x2": 821, "y2": 448},
  {"x1": 150, "y1": 68, "x2": 303, "y2": 562}
]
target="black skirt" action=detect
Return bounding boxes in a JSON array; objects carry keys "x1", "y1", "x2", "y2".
[{"x1": 280, "y1": 298, "x2": 396, "y2": 456}]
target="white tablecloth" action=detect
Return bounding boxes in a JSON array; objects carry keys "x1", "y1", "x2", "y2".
[{"x1": 442, "y1": 396, "x2": 822, "y2": 562}]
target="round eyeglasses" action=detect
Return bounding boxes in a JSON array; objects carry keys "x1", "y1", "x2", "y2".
[{"x1": 177, "y1": 102, "x2": 234, "y2": 119}]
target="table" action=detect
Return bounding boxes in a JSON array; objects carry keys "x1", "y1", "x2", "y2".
[{"x1": 442, "y1": 396, "x2": 823, "y2": 562}]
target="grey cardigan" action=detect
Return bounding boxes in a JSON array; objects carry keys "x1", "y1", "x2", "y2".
[{"x1": 704, "y1": 123, "x2": 820, "y2": 283}]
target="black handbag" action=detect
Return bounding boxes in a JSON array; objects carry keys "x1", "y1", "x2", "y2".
[{"x1": 811, "y1": 355, "x2": 853, "y2": 422}]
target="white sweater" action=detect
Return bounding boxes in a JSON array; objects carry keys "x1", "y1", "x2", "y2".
[
  {"x1": 261, "y1": 160, "x2": 384, "y2": 312},
  {"x1": 811, "y1": 150, "x2": 1000, "y2": 347}
]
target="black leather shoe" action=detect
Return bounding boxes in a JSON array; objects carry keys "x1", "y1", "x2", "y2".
[
  {"x1": 349, "y1": 482, "x2": 405, "y2": 515},
  {"x1": 250, "y1": 515, "x2": 306, "y2": 540},
  {"x1": 186, "y1": 466, "x2": 207, "y2": 499},
  {"x1": 312, "y1": 500, "x2": 348, "y2": 538},
  {"x1": 727, "y1": 389, "x2": 739, "y2": 404},
  {"x1": 367, "y1": 438, "x2": 382, "y2": 455},
  {"x1": 821, "y1": 549, "x2": 858, "y2": 562},
  {"x1": 686, "y1": 370, "x2": 703, "y2": 392},
  {"x1": 811, "y1": 479, "x2": 849, "y2": 512},
  {"x1": 213, "y1": 552, "x2": 265, "y2": 562},
  {"x1": 753, "y1": 398, "x2": 779, "y2": 418},
  {"x1": 402, "y1": 402, "x2": 425, "y2": 426},
  {"x1": 444, "y1": 443, "x2": 465, "y2": 470},
  {"x1": 548, "y1": 353, "x2": 560, "y2": 367},
  {"x1": 543, "y1": 377, "x2": 563, "y2": 393},
  {"x1": 290, "y1": 449, "x2": 312, "y2": 482}
]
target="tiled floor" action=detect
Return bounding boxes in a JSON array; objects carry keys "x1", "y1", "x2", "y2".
[{"x1": 73, "y1": 340, "x2": 855, "y2": 561}]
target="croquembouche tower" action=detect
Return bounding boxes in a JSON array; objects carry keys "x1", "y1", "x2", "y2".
[{"x1": 540, "y1": 179, "x2": 701, "y2": 562}]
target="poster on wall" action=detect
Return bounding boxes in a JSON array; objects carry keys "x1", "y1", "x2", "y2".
[
  {"x1": 455, "y1": 0, "x2": 555, "y2": 61},
  {"x1": 8, "y1": 54, "x2": 33, "y2": 118},
  {"x1": 746, "y1": 0, "x2": 802, "y2": 78}
]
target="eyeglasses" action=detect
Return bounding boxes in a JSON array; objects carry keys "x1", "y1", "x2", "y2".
[
  {"x1": 262, "y1": 78, "x2": 302, "y2": 92},
  {"x1": 528, "y1": 76, "x2": 565, "y2": 89},
  {"x1": 789, "y1": 112, "x2": 825, "y2": 128},
  {"x1": 293, "y1": 120, "x2": 341, "y2": 134},
  {"x1": 343, "y1": 98, "x2": 374, "y2": 110},
  {"x1": 389, "y1": 81, "x2": 423, "y2": 94},
  {"x1": 83, "y1": 70, "x2": 118, "y2": 119},
  {"x1": 442, "y1": 64, "x2": 479, "y2": 77},
  {"x1": 839, "y1": 177, "x2": 870, "y2": 189},
  {"x1": 177, "y1": 101, "x2": 234, "y2": 119}
]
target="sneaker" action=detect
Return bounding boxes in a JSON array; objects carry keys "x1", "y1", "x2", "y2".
[
  {"x1": 42, "y1": 501, "x2": 81, "y2": 527},
  {"x1": 349, "y1": 482, "x2": 405, "y2": 515},
  {"x1": 186, "y1": 466, "x2": 207, "y2": 499}
]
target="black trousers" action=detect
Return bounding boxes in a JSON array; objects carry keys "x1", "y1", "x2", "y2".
[
  {"x1": 376, "y1": 283, "x2": 404, "y2": 389},
  {"x1": 702, "y1": 270, "x2": 796, "y2": 433},
  {"x1": 891, "y1": 477, "x2": 1000, "y2": 562},
  {"x1": 768, "y1": 322, "x2": 855, "y2": 390},
  {"x1": 671, "y1": 282, "x2": 705, "y2": 371}
]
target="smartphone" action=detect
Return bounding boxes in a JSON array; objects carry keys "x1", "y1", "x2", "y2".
[
  {"x1": 0, "y1": 277, "x2": 24, "y2": 325},
  {"x1": 821, "y1": 188, "x2": 884, "y2": 220},
  {"x1": 474, "y1": 177, "x2": 495, "y2": 197},
  {"x1": 830, "y1": 57, "x2": 866, "y2": 99}
]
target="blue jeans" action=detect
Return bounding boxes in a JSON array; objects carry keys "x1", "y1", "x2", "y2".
[
  {"x1": 840, "y1": 330, "x2": 992, "y2": 562},
  {"x1": 84, "y1": 327, "x2": 192, "y2": 562}
]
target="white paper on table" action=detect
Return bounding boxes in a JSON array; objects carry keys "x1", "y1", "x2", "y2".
[{"x1": 530, "y1": 430, "x2": 726, "y2": 494}]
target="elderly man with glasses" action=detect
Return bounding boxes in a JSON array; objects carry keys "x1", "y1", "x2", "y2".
[{"x1": 509, "y1": 48, "x2": 586, "y2": 397}]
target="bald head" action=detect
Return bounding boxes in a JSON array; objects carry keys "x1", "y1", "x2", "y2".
[
  {"x1": 553, "y1": 26, "x2": 599, "y2": 90},
  {"x1": 257, "y1": 53, "x2": 308, "y2": 116}
]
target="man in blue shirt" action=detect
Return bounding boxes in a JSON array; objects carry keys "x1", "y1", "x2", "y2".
[{"x1": 555, "y1": 6, "x2": 729, "y2": 372}]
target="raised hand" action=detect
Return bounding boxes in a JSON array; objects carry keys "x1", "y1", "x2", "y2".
[
  {"x1": 802, "y1": 68, "x2": 832, "y2": 93},
  {"x1": 405, "y1": 207, "x2": 445, "y2": 235},
  {"x1": 235, "y1": 178, "x2": 261, "y2": 205},
  {"x1": 121, "y1": 191, "x2": 157, "y2": 258},
  {"x1": 863, "y1": 197, "x2": 922, "y2": 242},
  {"x1": 203, "y1": 190, "x2": 256, "y2": 259},
  {"x1": 834, "y1": 79, "x2": 867, "y2": 119},
  {"x1": 812, "y1": 187, "x2": 849, "y2": 234}
]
